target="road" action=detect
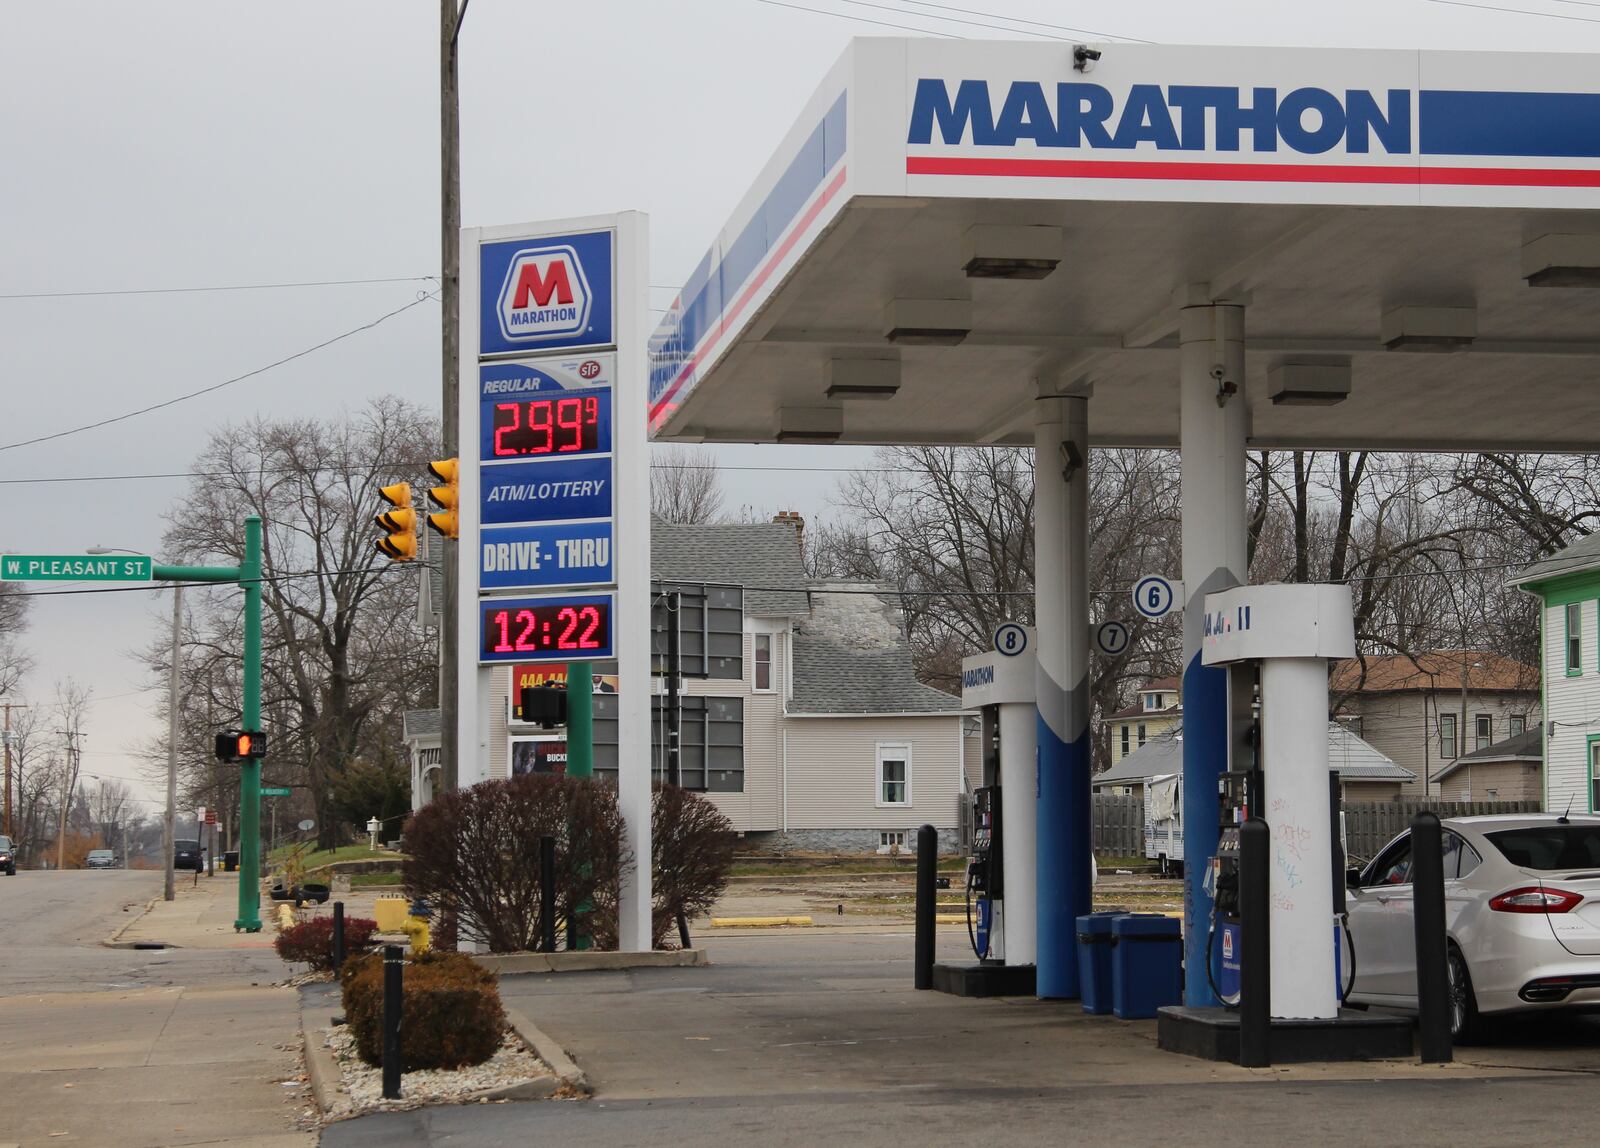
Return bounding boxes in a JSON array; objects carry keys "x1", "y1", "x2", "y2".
[
  {"x1": 0, "y1": 870, "x2": 310, "y2": 1148},
  {"x1": 0, "y1": 869, "x2": 283, "y2": 994}
]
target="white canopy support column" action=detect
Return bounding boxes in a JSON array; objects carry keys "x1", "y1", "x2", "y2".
[{"x1": 1179, "y1": 302, "x2": 1248, "y2": 1007}]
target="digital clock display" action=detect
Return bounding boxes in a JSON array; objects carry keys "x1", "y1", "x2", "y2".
[
  {"x1": 479, "y1": 594, "x2": 614, "y2": 663},
  {"x1": 480, "y1": 391, "x2": 610, "y2": 461}
]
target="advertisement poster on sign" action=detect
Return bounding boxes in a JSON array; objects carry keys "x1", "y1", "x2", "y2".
[
  {"x1": 510, "y1": 737, "x2": 569, "y2": 776},
  {"x1": 511, "y1": 663, "x2": 619, "y2": 722}
]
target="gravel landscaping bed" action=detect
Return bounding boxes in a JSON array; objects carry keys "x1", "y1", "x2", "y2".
[{"x1": 320, "y1": 1023, "x2": 554, "y2": 1117}]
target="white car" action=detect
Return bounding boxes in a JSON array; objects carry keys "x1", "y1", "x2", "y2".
[{"x1": 1347, "y1": 814, "x2": 1600, "y2": 1040}]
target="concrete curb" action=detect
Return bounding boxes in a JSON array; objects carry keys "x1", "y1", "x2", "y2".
[
  {"x1": 471, "y1": 949, "x2": 708, "y2": 974},
  {"x1": 301, "y1": 1004, "x2": 347, "y2": 1117},
  {"x1": 504, "y1": 1005, "x2": 590, "y2": 1097},
  {"x1": 101, "y1": 893, "x2": 161, "y2": 949}
]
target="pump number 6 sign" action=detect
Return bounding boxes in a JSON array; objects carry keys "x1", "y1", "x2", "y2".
[{"x1": 1132, "y1": 575, "x2": 1184, "y2": 620}]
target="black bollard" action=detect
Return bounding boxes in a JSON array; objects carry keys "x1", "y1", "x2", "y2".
[
  {"x1": 331, "y1": 901, "x2": 346, "y2": 973},
  {"x1": 539, "y1": 836, "x2": 557, "y2": 955},
  {"x1": 382, "y1": 944, "x2": 403, "y2": 1099},
  {"x1": 914, "y1": 823, "x2": 937, "y2": 990},
  {"x1": 1239, "y1": 816, "x2": 1271, "y2": 1068},
  {"x1": 1411, "y1": 811, "x2": 1453, "y2": 1064}
]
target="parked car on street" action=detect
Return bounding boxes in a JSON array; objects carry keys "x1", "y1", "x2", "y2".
[
  {"x1": 0, "y1": 835, "x2": 15, "y2": 875},
  {"x1": 1346, "y1": 814, "x2": 1600, "y2": 1040},
  {"x1": 86, "y1": 849, "x2": 117, "y2": 869},
  {"x1": 174, "y1": 839, "x2": 204, "y2": 872}
]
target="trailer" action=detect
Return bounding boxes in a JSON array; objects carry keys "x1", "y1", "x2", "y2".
[{"x1": 1144, "y1": 773, "x2": 1183, "y2": 877}]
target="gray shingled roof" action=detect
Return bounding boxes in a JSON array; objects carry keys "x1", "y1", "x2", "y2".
[
  {"x1": 404, "y1": 709, "x2": 441, "y2": 740},
  {"x1": 789, "y1": 585, "x2": 961, "y2": 714},
  {"x1": 1092, "y1": 723, "x2": 1414, "y2": 784},
  {"x1": 1509, "y1": 532, "x2": 1600, "y2": 590},
  {"x1": 651, "y1": 519, "x2": 809, "y2": 617},
  {"x1": 1436, "y1": 725, "x2": 1544, "y2": 782}
]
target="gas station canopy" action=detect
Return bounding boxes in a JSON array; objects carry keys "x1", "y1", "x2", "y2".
[{"x1": 647, "y1": 41, "x2": 1600, "y2": 452}]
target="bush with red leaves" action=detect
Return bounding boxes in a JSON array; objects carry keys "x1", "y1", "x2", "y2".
[{"x1": 274, "y1": 915, "x2": 379, "y2": 971}]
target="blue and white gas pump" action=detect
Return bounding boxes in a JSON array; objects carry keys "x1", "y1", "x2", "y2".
[{"x1": 959, "y1": 626, "x2": 1038, "y2": 969}]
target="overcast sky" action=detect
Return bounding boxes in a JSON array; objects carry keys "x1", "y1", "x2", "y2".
[{"x1": 2, "y1": 0, "x2": 1596, "y2": 811}]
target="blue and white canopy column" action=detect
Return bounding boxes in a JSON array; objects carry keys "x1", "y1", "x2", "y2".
[
  {"x1": 1034, "y1": 389, "x2": 1092, "y2": 998},
  {"x1": 1179, "y1": 301, "x2": 1248, "y2": 1007}
]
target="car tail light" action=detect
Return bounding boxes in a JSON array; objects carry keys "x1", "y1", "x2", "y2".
[{"x1": 1490, "y1": 885, "x2": 1585, "y2": 914}]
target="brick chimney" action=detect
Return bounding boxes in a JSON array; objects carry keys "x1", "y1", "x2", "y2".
[{"x1": 772, "y1": 510, "x2": 805, "y2": 549}]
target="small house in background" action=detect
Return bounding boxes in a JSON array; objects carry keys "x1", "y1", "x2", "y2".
[
  {"x1": 1105, "y1": 676, "x2": 1180, "y2": 765},
  {"x1": 408, "y1": 514, "x2": 969, "y2": 853},
  {"x1": 1329, "y1": 652, "x2": 1539, "y2": 798},
  {"x1": 1434, "y1": 725, "x2": 1544, "y2": 802},
  {"x1": 1509, "y1": 532, "x2": 1600, "y2": 812}
]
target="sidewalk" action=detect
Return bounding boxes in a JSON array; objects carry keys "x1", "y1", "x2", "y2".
[{"x1": 110, "y1": 873, "x2": 276, "y2": 951}]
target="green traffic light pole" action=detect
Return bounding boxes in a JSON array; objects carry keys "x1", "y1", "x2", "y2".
[
  {"x1": 153, "y1": 515, "x2": 264, "y2": 933},
  {"x1": 566, "y1": 662, "x2": 593, "y2": 949}
]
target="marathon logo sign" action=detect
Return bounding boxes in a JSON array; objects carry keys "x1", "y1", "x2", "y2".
[
  {"x1": 961, "y1": 664, "x2": 995, "y2": 690},
  {"x1": 480, "y1": 456, "x2": 612, "y2": 526},
  {"x1": 480, "y1": 520, "x2": 613, "y2": 590},
  {"x1": 479, "y1": 229, "x2": 614, "y2": 355},
  {"x1": 908, "y1": 80, "x2": 1411, "y2": 155}
]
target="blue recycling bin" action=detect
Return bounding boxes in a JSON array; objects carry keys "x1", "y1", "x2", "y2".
[
  {"x1": 1111, "y1": 913, "x2": 1183, "y2": 1019},
  {"x1": 1075, "y1": 912, "x2": 1126, "y2": 1015}
]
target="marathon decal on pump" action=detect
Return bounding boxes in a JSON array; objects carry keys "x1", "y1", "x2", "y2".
[
  {"x1": 480, "y1": 457, "x2": 611, "y2": 526},
  {"x1": 481, "y1": 520, "x2": 613, "y2": 590}
]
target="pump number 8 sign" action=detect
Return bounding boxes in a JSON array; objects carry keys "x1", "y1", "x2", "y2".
[{"x1": 993, "y1": 622, "x2": 1028, "y2": 657}]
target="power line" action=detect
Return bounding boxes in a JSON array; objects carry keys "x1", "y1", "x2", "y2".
[
  {"x1": 1415, "y1": 0, "x2": 1600, "y2": 22},
  {"x1": 0, "y1": 275, "x2": 438, "y2": 302},
  {"x1": 748, "y1": 0, "x2": 959, "y2": 36},
  {"x1": 0, "y1": 292, "x2": 440, "y2": 454},
  {"x1": 894, "y1": 0, "x2": 1152, "y2": 41}
]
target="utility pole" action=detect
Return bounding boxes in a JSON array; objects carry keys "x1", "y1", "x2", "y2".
[
  {"x1": 164, "y1": 584, "x2": 181, "y2": 902},
  {"x1": 439, "y1": 0, "x2": 463, "y2": 794},
  {"x1": 2, "y1": 702, "x2": 21, "y2": 840},
  {"x1": 55, "y1": 729, "x2": 80, "y2": 872}
]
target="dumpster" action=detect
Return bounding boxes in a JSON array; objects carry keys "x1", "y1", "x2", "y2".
[
  {"x1": 223, "y1": 851, "x2": 239, "y2": 873},
  {"x1": 1074, "y1": 912, "x2": 1126, "y2": 1015},
  {"x1": 1110, "y1": 913, "x2": 1183, "y2": 1019}
]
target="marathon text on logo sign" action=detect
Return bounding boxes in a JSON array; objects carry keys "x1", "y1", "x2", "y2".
[
  {"x1": 480, "y1": 457, "x2": 612, "y2": 526},
  {"x1": 497, "y1": 245, "x2": 592, "y2": 343},
  {"x1": 908, "y1": 80, "x2": 1412, "y2": 155},
  {"x1": 480, "y1": 521, "x2": 614, "y2": 590}
]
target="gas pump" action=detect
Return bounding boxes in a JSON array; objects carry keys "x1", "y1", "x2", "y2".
[
  {"x1": 958, "y1": 629, "x2": 1037, "y2": 973},
  {"x1": 1200, "y1": 584, "x2": 1355, "y2": 1021}
]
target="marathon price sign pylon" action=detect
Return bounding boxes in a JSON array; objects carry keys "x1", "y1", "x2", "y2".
[{"x1": 458, "y1": 213, "x2": 652, "y2": 952}]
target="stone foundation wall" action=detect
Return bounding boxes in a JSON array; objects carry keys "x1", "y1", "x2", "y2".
[{"x1": 741, "y1": 828, "x2": 962, "y2": 855}]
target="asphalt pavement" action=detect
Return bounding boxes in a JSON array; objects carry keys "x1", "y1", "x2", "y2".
[
  {"x1": 320, "y1": 930, "x2": 1600, "y2": 1148},
  {"x1": 0, "y1": 870, "x2": 311, "y2": 1148}
]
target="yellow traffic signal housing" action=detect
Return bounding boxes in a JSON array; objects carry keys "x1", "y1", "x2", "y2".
[
  {"x1": 375, "y1": 482, "x2": 418, "y2": 561},
  {"x1": 426, "y1": 458, "x2": 460, "y2": 540}
]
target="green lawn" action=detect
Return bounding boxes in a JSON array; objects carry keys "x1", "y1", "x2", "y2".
[
  {"x1": 266, "y1": 843, "x2": 398, "y2": 870},
  {"x1": 348, "y1": 872, "x2": 405, "y2": 888}
]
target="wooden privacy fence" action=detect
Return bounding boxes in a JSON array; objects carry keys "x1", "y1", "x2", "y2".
[
  {"x1": 1343, "y1": 799, "x2": 1541, "y2": 864},
  {"x1": 1092, "y1": 793, "x2": 1144, "y2": 857}
]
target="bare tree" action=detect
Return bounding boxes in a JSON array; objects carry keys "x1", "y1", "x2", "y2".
[
  {"x1": 51, "y1": 679, "x2": 91, "y2": 869},
  {"x1": 153, "y1": 397, "x2": 436, "y2": 848},
  {"x1": 650, "y1": 446, "x2": 725, "y2": 524},
  {"x1": 0, "y1": 583, "x2": 32, "y2": 698}
]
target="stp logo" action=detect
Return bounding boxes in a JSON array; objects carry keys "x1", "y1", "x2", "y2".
[
  {"x1": 578, "y1": 360, "x2": 601, "y2": 380},
  {"x1": 496, "y1": 245, "x2": 592, "y2": 345}
]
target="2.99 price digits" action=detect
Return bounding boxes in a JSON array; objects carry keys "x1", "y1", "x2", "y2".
[{"x1": 492, "y1": 395, "x2": 600, "y2": 457}]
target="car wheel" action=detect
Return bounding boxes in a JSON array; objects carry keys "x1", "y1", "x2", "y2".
[{"x1": 1446, "y1": 943, "x2": 1482, "y2": 1044}]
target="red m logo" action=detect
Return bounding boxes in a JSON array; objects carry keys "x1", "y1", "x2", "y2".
[{"x1": 512, "y1": 259, "x2": 575, "y2": 309}]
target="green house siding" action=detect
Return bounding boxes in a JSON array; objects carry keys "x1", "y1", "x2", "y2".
[{"x1": 1530, "y1": 571, "x2": 1600, "y2": 609}]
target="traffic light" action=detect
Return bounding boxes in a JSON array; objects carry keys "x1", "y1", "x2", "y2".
[
  {"x1": 519, "y1": 684, "x2": 568, "y2": 729},
  {"x1": 375, "y1": 482, "x2": 417, "y2": 561},
  {"x1": 216, "y1": 729, "x2": 267, "y2": 762},
  {"x1": 425, "y1": 458, "x2": 460, "y2": 540}
]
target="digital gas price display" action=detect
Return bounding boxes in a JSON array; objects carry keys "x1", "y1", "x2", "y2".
[
  {"x1": 478, "y1": 361, "x2": 612, "y2": 464},
  {"x1": 479, "y1": 593, "x2": 615, "y2": 664}
]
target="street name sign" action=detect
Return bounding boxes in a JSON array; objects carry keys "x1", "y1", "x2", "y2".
[
  {"x1": 261, "y1": 787, "x2": 292, "y2": 797},
  {"x1": 0, "y1": 554, "x2": 153, "y2": 582}
]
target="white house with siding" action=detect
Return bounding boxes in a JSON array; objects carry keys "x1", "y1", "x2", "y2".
[
  {"x1": 407, "y1": 517, "x2": 968, "y2": 853},
  {"x1": 1509, "y1": 533, "x2": 1600, "y2": 813}
]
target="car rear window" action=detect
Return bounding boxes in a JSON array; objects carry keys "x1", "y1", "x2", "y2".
[{"x1": 1485, "y1": 826, "x2": 1600, "y2": 871}]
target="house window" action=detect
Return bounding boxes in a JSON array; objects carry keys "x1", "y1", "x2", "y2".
[
  {"x1": 1509, "y1": 714, "x2": 1526, "y2": 738},
  {"x1": 1137, "y1": 723, "x2": 1147, "y2": 748},
  {"x1": 1343, "y1": 715, "x2": 1364, "y2": 738},
  {"x1": 1476, "y1": 714, "x2": 1493, "y2": 752},
  {"x1": 1440, "y1": 713, "x2": 1457, "y2": 760},
  {"x1": 1121, "y1": 725, "x2": 1130, "y2": 756},
  {"x1": 1569, "y1": 602, "x2": 1583, "y2": 674},
  {"x1": 1591, "y1": 742, "x2": 1600, "y2": 812},
  {"x1": 878, "y1": 830, "x2": 907, "y2": 854},
  {"x1": 877, "y1": 743, "x2": 911, "y2": 806},
  {"x1": 1143, "y1": 693, "x2": 1159, "y2": 711},
  {"x1": 753, "y1": 633, "x2": 773, "y2": 692}
]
